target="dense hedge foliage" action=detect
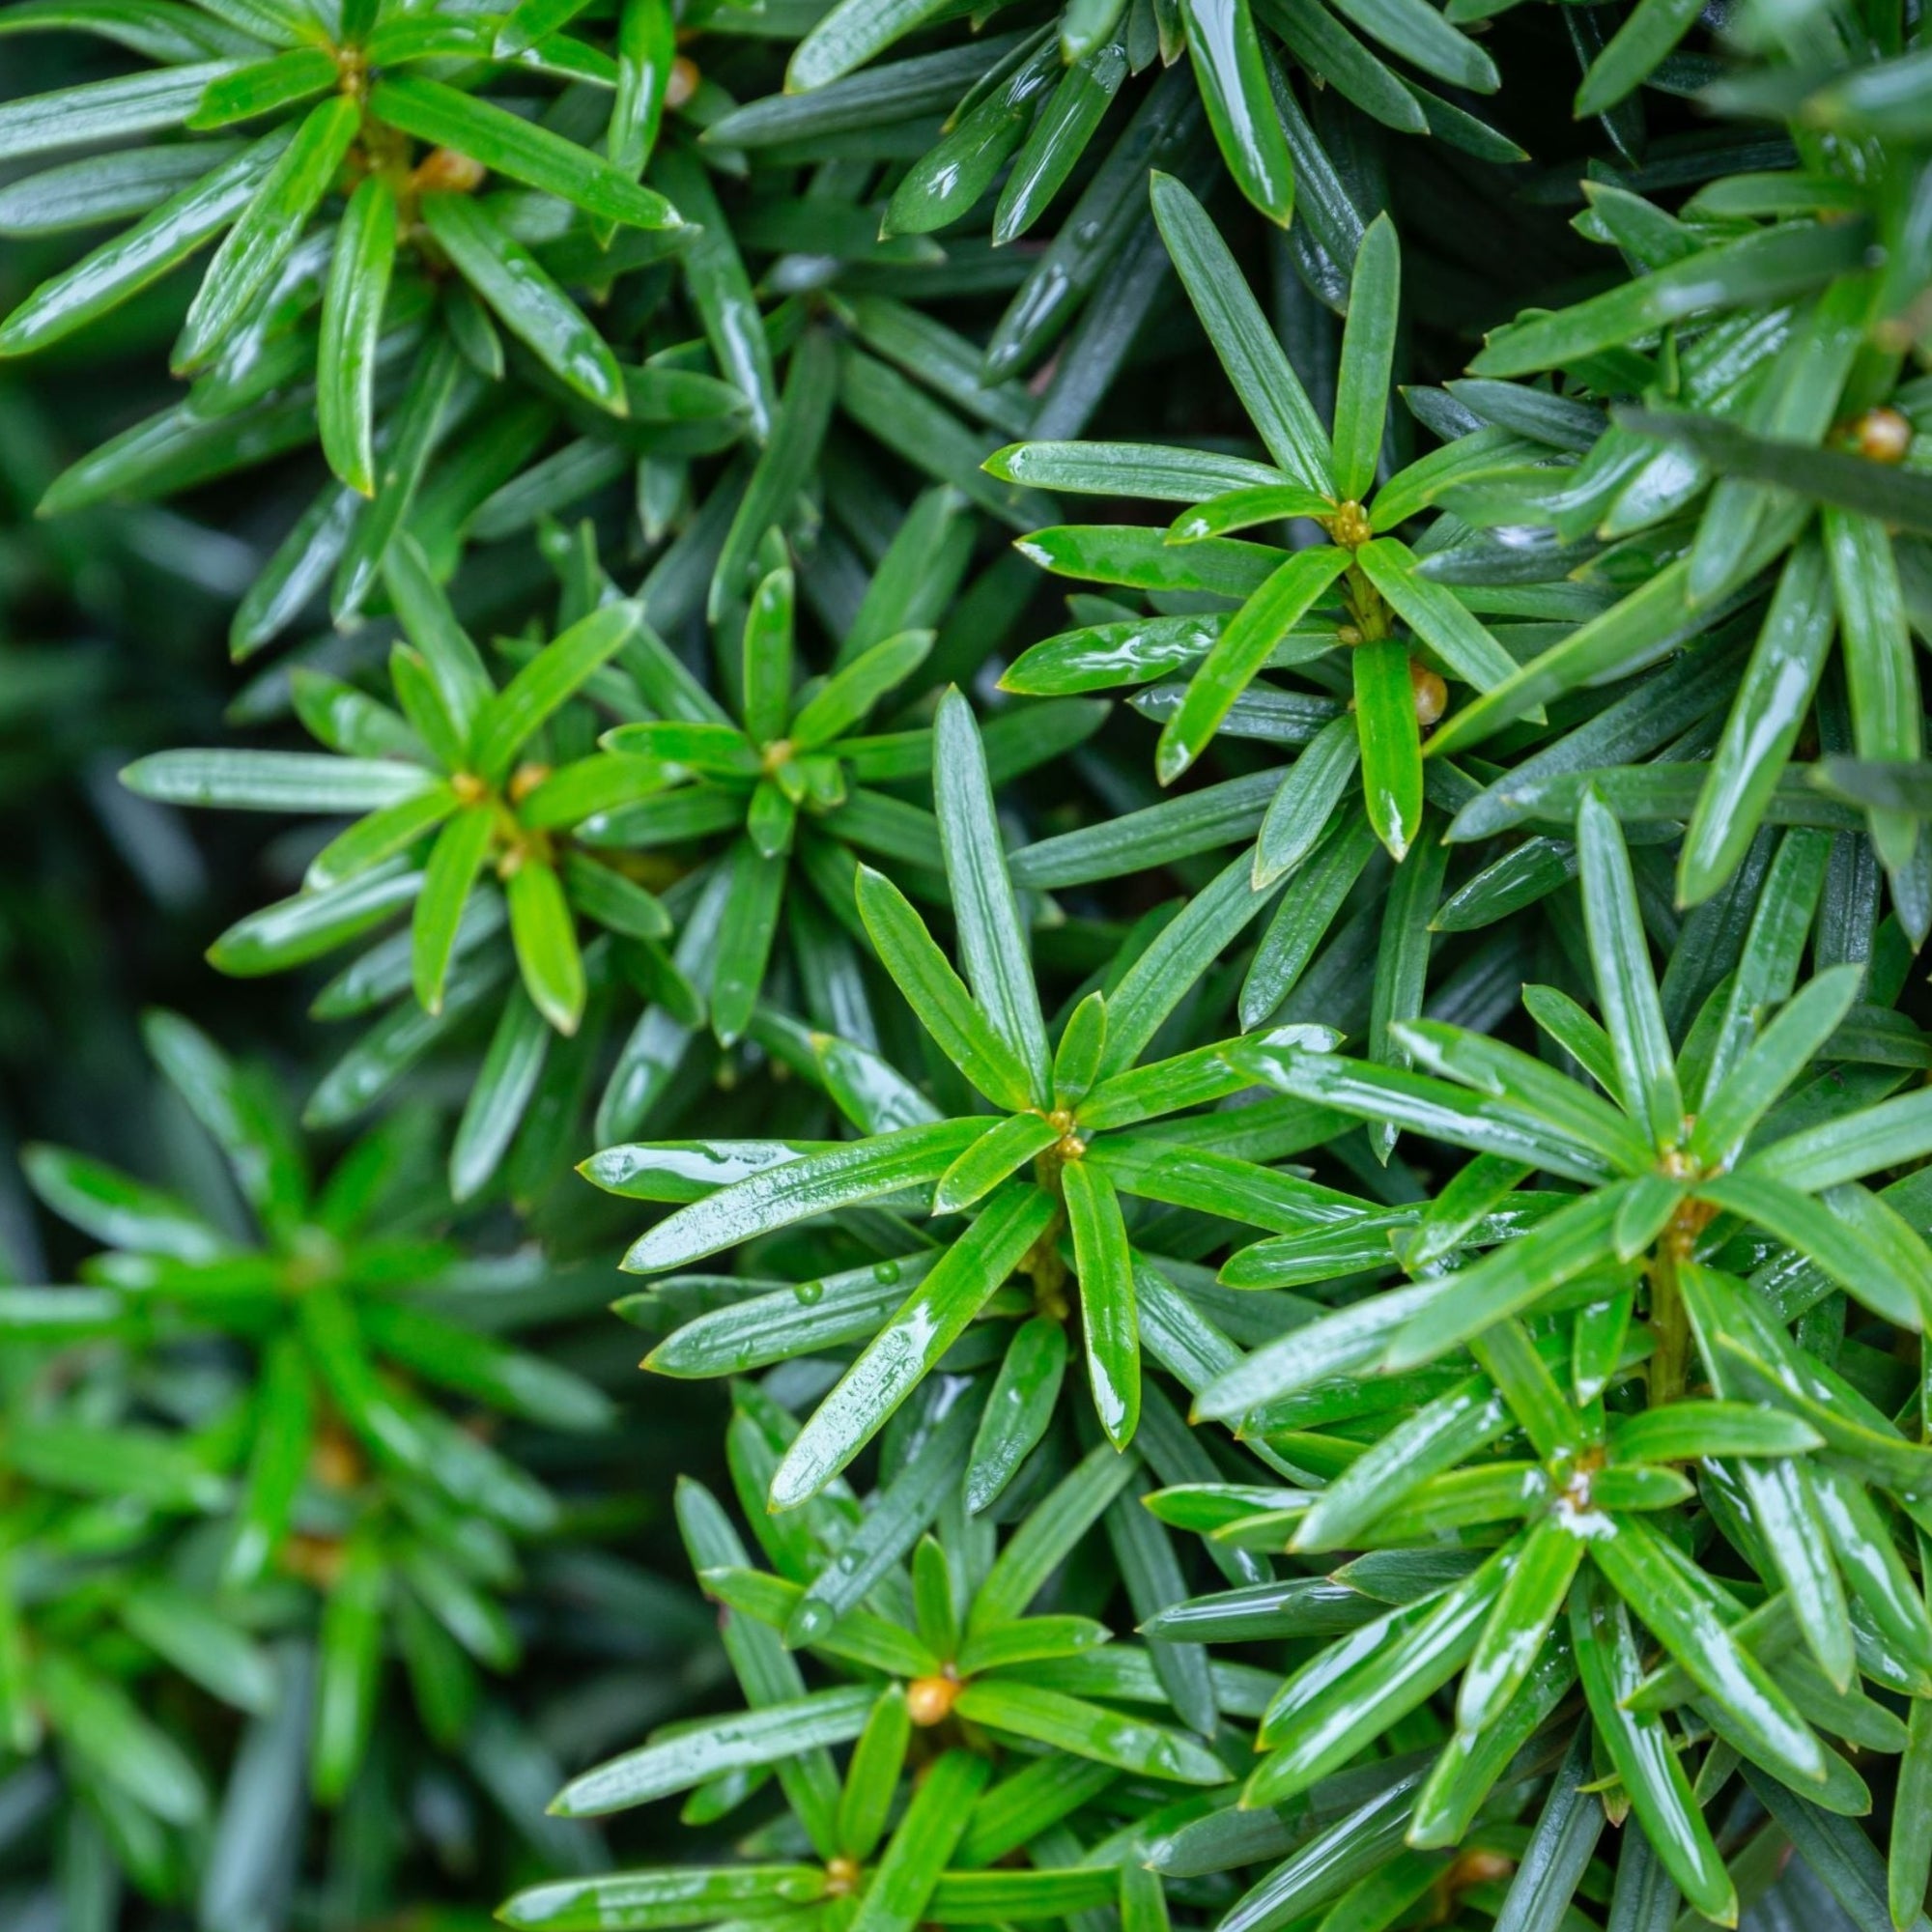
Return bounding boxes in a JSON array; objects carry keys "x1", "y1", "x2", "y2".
[{"x1": 6, "y1": 0, "x2": 1932, "y2": 1924}]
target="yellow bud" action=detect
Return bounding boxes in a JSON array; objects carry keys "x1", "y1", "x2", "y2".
[
  {"x1": 412, "y1": 146, "x2": 487, "y2": 194},
  {"x1": 1329, "y1": 501, "x2": 1374, "y2": 549},
  {"x1": 907, "y1": 1672, "x2": 960, "y2": 1725},
  {"x1": 507, "y1": 761, "x2": 552, "y2": 804},
  {"x1": 1410, "y1": 661, "x2": 1447, "y2": 728},
  {"x1": 1852, "y1": 406, "x2": 1913, "y2": 464}
]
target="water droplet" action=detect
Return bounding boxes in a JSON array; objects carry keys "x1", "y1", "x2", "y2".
[
  {"x1": 795, "y1": 1279, "x2": 824, "y2": 1305},
  {"x1": 872, "y1": 1261, "x2": 901, "y2": 1285}
]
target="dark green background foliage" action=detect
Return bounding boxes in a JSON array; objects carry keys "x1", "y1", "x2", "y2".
[{"x1": 5, "y1": 0, "x2": 1932, "y2": 1925}]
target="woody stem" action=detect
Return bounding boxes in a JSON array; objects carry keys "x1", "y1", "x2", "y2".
[{"x1": 1648, "y1": 1242, "x2": 1689, "y2": 1409}]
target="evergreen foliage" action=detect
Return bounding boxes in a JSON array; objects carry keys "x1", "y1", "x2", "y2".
[{"x1": 5, "y1": 0, "x2": 1932, "y2": 1923}]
